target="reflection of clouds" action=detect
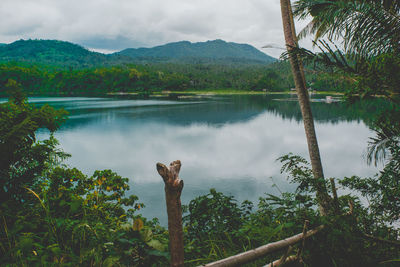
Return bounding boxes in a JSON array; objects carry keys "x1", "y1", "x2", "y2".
[
  {"x1": 55, "y1": 111, "x2": 378, "y2": 184},
  {"x1": 316, "y1": 122, "x2": 376, "y2": 178},
  {"x1": 57, "y1": 113, "x2": 305, "y2": 183},
  {"x1": 55, "y1": 112, "x2": 376, "y2": 180},
  {"x1": 39, "y1": 104, "x2": 379, "y2": 225}
]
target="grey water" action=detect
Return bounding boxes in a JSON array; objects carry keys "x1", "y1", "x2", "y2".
[{"x1": 6, "y1": 95, "x2": 380, "y2": 225}]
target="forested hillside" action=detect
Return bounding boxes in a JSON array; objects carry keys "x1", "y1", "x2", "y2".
[
  {"x1": 0, "y1": 39, "x2": 276, "y2": 67},
  {"x1": 117, "y1": 39, "x2": 276, "y2": 64},
  {"x1": 0, "y1": 39, "x2": 130, "y2": 68}
]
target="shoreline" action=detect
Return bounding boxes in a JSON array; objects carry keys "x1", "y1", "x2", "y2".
[{"x1": 107, "y1": 90, "x2": 345, "y2": 97}]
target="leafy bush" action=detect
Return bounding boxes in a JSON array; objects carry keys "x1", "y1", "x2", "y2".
[{"x1": 0, "y1": 87, "x2": 169, "y2": 266}]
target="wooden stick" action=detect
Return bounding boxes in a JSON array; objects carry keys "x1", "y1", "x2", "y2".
[
  {"x1": 157, "y1": 160, "x2": 184, "y2": 267},
  {"x1": 267, "y1": 245, "x2": 294, "y2": 267},
  {"x1": 199, "y1": 225, "x2": 325, "y2": 267},
  {"x1": 330, "y1": 178, "x2": 339, "y2": 213},
  {"x1": 297, "y1": 220, "x2": 309, "y2": 259}
]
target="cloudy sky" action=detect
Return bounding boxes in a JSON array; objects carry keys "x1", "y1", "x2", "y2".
[{"x1": 0, "y1": 0, "x2": 312, "y2": 57}]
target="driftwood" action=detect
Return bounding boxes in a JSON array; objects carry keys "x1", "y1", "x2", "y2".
[
  {"x1": 199, "y1": 225, "x2": 325, "y2": 267},
  {"x1": 157, "y1": 160, "x2": 184, "y2": 267}
]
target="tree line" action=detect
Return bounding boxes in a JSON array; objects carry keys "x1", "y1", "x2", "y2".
[{"x1": 0, "y1": 61, "x2": 353, "y2": 96}]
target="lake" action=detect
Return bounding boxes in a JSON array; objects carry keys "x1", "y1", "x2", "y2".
[{"x1": 5, "y1": 95, "x2": 380, "y2": 225}]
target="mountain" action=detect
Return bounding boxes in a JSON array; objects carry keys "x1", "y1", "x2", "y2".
[
  {"x1": 0, "y1": 39, "x2": 276, "y2": 67},
  {"x1": 0, "y1": 39, "x2": 130, "y2": 68},
  {"x1": 117, "y1": 39, "x2": 276, "y2": 64}
]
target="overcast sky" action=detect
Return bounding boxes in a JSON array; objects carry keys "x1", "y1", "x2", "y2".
[{"x1": 0, "y1": 0, "x2": 313, "y2": 58}]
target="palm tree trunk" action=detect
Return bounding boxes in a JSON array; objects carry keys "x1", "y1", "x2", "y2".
[
  {"x1": 280, "y1": 0, "x2": 331, "y2": 215},
  {"x1": 287, "y1": 0, "x2": 307, "y2": 89}
]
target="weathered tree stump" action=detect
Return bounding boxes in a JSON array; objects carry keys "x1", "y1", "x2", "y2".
[{"x1": 157, "y1": 160, "x2": 184, "y2": 267}]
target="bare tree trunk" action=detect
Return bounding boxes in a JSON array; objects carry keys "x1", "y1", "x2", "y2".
[
  {"x1": 280, "y1": 0, "x2": 331, "y2": 215},
  {"x1": 157, "y1": 160, "x2": 184, "y2": 267}
]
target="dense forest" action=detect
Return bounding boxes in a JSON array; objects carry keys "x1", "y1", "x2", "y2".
[
  {"x1": 0, "y1": 61, "x2": 352, "y2": 96},
  {"x1": 1, "y1": 0, "x2": 400, "y2": 266}
]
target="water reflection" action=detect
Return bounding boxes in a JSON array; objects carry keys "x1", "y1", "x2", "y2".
[{"x1": 29, "y1": 96, "x2": 380, "y2": 225}]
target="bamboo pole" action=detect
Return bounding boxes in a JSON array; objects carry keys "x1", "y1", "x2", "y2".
[
  {"x1": 157, "y1": 160, "x2": 184, "y2": 267},
  {"x1": 198, "y1": 225, "x2": 325, "y2": 267}
]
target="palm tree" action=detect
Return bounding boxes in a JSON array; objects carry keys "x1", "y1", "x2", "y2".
[
  {"x1": 280, "y1": 0, "x2": 331, "y2": 215},
  {"x1": 294, "y1": 0, "x2": 400, "y2": 57},
  {"x1": 293, "y1": 0, "x2": 400, "y2": 164}
]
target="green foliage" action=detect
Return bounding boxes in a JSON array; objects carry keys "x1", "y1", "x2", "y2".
[
  {"x1": 0, "y1": 80, "x2": 68, "y2": 204},
  {"x1": 276, "y1": 154, "x2": 400, "y2": 266},
  {"x1": 182, "y1": 188, "x2": 313, "y2": 266},
  {"x1": 355, "y1": 54, "x2": 400, "y2": 99},
  {"x1": 292, "y1": 0, "x2": 400, "y2": 101},
  {"x1": 0, "y1": 39, "x2": 128, "y2": 68},
  {"x1": 0, "y1": 94, "x2": 169, "y2": 266},
  {"x1": 341, "y1": 109, "x2": 400, "y2": 225},
  {"x1": 294, "y1": 0, "x2": 400, "y2": 57},
  {"x1": 181, "y1": 152, "x2": 400, "y2": 266},
  {"x1": 0, "y1": 62, "x2": 295, "y2": 95},
  {"x1": 183, "y1": 189, "x2": 244, "y2": 242}
]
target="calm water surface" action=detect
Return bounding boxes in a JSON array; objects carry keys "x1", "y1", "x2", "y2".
[{"x1": 6, "y1": 95, "x2": 380, "y2": 224}]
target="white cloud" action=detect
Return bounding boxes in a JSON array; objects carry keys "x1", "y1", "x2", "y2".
[{"x1": 0, "y1": 0, "x2": 314, "y2": 57}]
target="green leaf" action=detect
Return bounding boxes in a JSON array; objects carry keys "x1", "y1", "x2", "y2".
[
  {"x1": 146, "y1": 239, "x2": 166, "y2": 251},
  {"x1": 103, "y1": 256, "x2": 120, "y2": 267},
  {"x1": 140, "y1": 228, "x2": 153, "y2": 242}
]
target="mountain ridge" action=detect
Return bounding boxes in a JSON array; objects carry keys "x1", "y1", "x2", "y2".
[
  {"x1": 117, "y1": 39, "x2": 276, "y2": 63},
  {"x1": 0, "y1": 39, "x2": 276, "y2": 67}
]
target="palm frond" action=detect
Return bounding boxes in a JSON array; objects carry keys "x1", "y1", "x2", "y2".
[
  {"x1": 294, "y1": 0, "x2": 400, "y2": 57},
  {"x1": 281, "y1": 39, "x2": 357, "y2": 74}
]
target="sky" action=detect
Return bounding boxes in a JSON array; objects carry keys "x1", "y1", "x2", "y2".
[{"x1": 0, "y1": 0, "x2": 313, "y2": 58}]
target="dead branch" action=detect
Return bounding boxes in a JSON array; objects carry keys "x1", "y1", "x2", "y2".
[
  {"x1": 296, "y1": 220, "x2": 309, "y2": 260},
  {"x1": 198, "y1": 225, "x2": 325, "y2": 267},
  {"x1": 157, "y1": 160, "x2": 184, "y2": 267}
]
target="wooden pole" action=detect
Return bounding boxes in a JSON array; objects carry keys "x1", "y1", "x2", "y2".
[
  {"x1": 157, "y1": 160, "x2": 184, "y2": 267},
  {"x1": 199, "y1": 225, "x2": 325, "y2": 267}
]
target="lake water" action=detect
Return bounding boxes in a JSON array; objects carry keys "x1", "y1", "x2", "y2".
[{"x1": 3, "y1": 95, "x2": 380, "y2": 225}]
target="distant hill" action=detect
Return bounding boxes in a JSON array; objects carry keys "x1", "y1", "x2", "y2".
[
  {"x1": 0, "y1": 39, "x2": 131, "y2": 68},
  {"x1": 117, "y1": 39, "x2": 276, "y2": 64},
  {"x1": 0, "y1": 39, "x2": 276, "y2": 67}
]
